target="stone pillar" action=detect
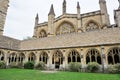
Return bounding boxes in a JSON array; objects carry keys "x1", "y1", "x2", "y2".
[
  {"x1": 101, "y1": 46, "x2": 107, "y2": 72},
  {"x1": 6, "y1": 51, "x2": 10, "y2": 67},
  {"x1": 80, "y1": 48, "x2": 85, "y2": 71},
  {"x1": 35, "y1": 52, "x2": 39, "y2": 66},
  {"x1": 24, "y1": 52, "x2": 28, "y2": 63},
  {"x1": 114, "y1": 9, "x2": 120, "y2": 28}
]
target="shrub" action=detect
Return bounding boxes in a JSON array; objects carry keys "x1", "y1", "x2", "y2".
[
  {"x1": 87, "y1": 62, "x2": 100, "y2": 72},
  {"x1": 108, "y1": 63, "x2": 120, "y2": 74},
  {"x1": 0, "y1": 61, "x2": 6, "y2": 69},
  {"x1": 68, "y1": 62, "x2": 82, "y2": 72},
  {"x1": 35, "y1": 61, "x2": 46, "y2": 70},
  {"x1": 24, "y1": 62, "x2": 34, "y2": 69},
  {"x1": 9, "y1": 62, "x2": 19, "y2": 68}
]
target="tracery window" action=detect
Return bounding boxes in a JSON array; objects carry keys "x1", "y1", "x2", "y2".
[
  {"x1": 108, "y1": 47, "x2": 120, "y2": 64},
  {"x1": 18, "y1": 53, "x2": 25, "y2": 63},
  {"x1": 56, "y1": 23, "x2": 75, "y2": 35},
  {"x1": 39, "y1": 30, "x2": 47, "y2": 38},
  {"x1": 86, "y1": 22, "x2": 99, "y2": 31},
  {"x1": 68, "y1": 50, "x2": 81, "y2": 63},
  {"x1": 39, "y1": 52, "x2": 48, "y2": 64},
  {"x1": 86, "y1": 49, "x2": 101, "y2": 64},
  {"x1": 9, "y1": 53, "x2": 17, "y2": 63},
  {"x1": 0, "y1": 51, "x2": 4, "y2": 61},
  {"x1": 28, "y1": 52, "x2": 35, "y2": 62},
  {"x1": 52, "y1": 51, "x2": 63, "y2": 64}
]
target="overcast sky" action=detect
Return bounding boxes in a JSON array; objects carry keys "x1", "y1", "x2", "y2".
[{"x1": 4, "y1": 0, "x2": 118, "y2": 40}]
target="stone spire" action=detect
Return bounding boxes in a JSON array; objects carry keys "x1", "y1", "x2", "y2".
[
  {"x1": 63, "y1": 0, "x2": 66, "y2": 14},
  {"x1": 77, "y1": 2, "x2": 80, "y2": 9},
  {"x1": 77, "y1": 2, "x2": 80, "y2": 19},
  {"x1": 118, "y1": 0, "x2": 120, "y2": 9},
  {"x1": 35, "y1": 13, "x2": 39, "y2": 26},
  {"x1": 48, "y1": 4, "x2": 55, "y2": 16},
  {"x1": 99, "y1": 0, "x2": 108, "y2": 14}
]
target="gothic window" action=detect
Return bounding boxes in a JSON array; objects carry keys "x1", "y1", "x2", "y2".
[
  {"x1": 86, "y1": 49, "x2": 101, "y2": 64},
  {"x1": 38, "y1": 30, "x2": 47, "y2": 38},
  {"x1": 18, "y1": 53, "x2": 25, "y2": 63},
  {"x1": 56, "y1": 22, "x2": 75, "y2": 35},
  {"x1": 9, "y1": 53, "x2": 17, "y2": 64},
  {"x1": 108, "y1": 47, "x2": 120, "y2": 64},
  {"x1": 28, "y1": 52, "x2": 35, "y2": 62},
  {"x1": 39, "y1": 52, "x2": 48, "y2": 64},
  {"x1": 86, "y1": 22, "x2": 99, "y2": 31},
  {"x1": 0, "y1": 51, "x2": 4, "y2": 61},
  {"x1": 68, "y1": 50, "x2": 81, "y2": 63},
  {"x1": 52, "y1": 50, "x2": 63, "y2": 64}
]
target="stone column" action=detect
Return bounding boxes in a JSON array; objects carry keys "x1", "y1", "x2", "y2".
[
  {"x1": 35, "y1": 51, "x2": 39, "y2": 66},
  {"x1": 101, "y1": 46, "x2": 107, "y2": 73},
  {"x1": 80, "y1": 48, "x2": 85, "y2": 72},
  {"x1": 24, "y1": 52, "x2": 28, "y2": 63},
  {"x1": 6, "y1": 51, "x2": 10, "y2": 67}
]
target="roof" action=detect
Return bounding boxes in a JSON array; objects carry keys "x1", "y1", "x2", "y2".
[
  {"x1": 0, "y1": 35, "x2": 21, "y2": 50},
  {"x1": 20, "y1": 28, "x2": 120, "y2": 50}
]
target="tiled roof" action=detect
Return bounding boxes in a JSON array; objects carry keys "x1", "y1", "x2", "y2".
[
  {"x1": 0, "y1": 35, "x2": 21, "y2": 50},
  {"x1": 20, "y1": 28, "x2": 120, "y2": 50}
]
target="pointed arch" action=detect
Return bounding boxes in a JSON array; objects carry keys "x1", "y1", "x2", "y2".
[
  {"x1": 28, "y1": 52, "x2": 36, "y2": 62},
  {"x1": 68, "y1": 49, "x2": 81, "y2": 63},
  {"x1": 39, "y1": 51, "x2": 48, "y2": 64},
  {"x1": 86, "y1": 49, "x2": 101, "y2": 64},
  {"x1": 56, "y1": 21, "x2": 75, "y2": 35},
  {"x1": 52, "y1": 50, "x2": 63, "y2": 64},
  {"x1": 85, "y1": 20, "x2": 101, "y2": 31},
  {"x1": 107, "y1": 47, "x2": 120, "y2": 64},
  {"x1": 18, "y1": 53, "x2": 25, "y2": 63},
  {"x1": 38, "y1": 29, "x2": 47, "y2": 38},
  {"x1": 9, "y1": 53, "x2": 17, "y2": 64}
]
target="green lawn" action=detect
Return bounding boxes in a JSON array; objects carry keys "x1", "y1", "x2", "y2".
[{"x1": 0, "y1": 69, "x2": 120, "y2": 80}]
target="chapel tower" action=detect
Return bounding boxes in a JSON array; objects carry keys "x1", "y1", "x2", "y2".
[{"x1": 0, "y1": 0, "x2": 9, "y2": 35}]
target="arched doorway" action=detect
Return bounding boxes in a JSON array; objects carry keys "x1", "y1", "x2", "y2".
[
  {"x1": 86, "y1": 49, "x2": 101, "y2": 64},
  {"x1": 52, "y1": 50, "x2": 63, "y2": 69},
  {"x1": 108, "y1": 47, "x2": 120, "y2": 64},
  {"x1": 68, "y1": 50, "x2": 81, "y2": 63},
  {"x1": 0, "y1": 50, "x2": 4, "y2": 62},
  {"x1": 39, "y1": 52, "x2": 48, "y2": 64}
]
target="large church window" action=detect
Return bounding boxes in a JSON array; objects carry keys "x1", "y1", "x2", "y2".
[
  {"x1": 56, "y1": 22, "x2": 75, "y2": 35},
  {"x1": 68, "y1": 50, "x2": 81, "y2": 63},
  {"x1": 108, "y1": 47, "x2": 120, "y2": 64},
  {"x1": 39, "y1": 52, "x2": 48, "y2": 64},
  {"x1": 86, "y1": 22, "x2": 99, "y2": 31},
  {"x1": 86, "y1": 49, "x2": 101, "y2": 64},
  {"x1": 38, "y1": 30, "x2": 47, "y2": 38},
  {"x1": 0, "y1": 51, "x2": 4, "y2": 61}
]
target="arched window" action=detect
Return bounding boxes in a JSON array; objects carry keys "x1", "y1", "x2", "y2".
[
  {"x1": 56, "y1": 22, "x2": 75, "y2": 35},
  {"x1": 0, "y1": 51, "x2": 4, "y2": 61},
  {"x1": 86, "y1": 21, "x2": 99, "y2": 31},
  {"x1": 108, "y1": 47, "x2": 120, "y2": 64},
  {"x1": 52, "y1": 50, "x2": 63, "y2": 64},
  {"x1": 68, "y1": 50, "x2": 81, "y2": 63},
  {"x1": 86, "y1": 49, "x2": 101, "y2": 64},
  {"x1": 39, "y1": 52, "x2": 48, "y2": 64},
  {"x1": 28, "y1": 52, "x2": 35, "y2": 62},
  {"x1": 9, "y1": 53, "x2": 17, "y2": 64},
  {"x1": 18, "y1": 53, "x2": 25, "y2": 63},
  {"x1": 38, "y1": 30, "x2": 47, "y2": 38}
]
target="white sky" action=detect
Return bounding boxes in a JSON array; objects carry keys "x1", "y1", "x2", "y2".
[{"x1": 4, "y1": 0, "x2": 119, "y2": 40}]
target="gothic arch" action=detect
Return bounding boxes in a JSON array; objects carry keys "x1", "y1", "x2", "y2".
[
  {"x1": 18, "y1": 53, "x2": 25, "y2": 63},
  {"x1": 38, "y1": 29, "x2": 47, "y2": 38},
  {"x1": 39, "y1": 51, "x2": 48, "y2": 64},
  {"x1": 85, "y1": 20, "x2": 101, "y2": 32},
  {"x1": 28, "y1": 52, "x2": 36, "y2": 62},
  {"x1": 52, "y1": 50, "x2": 63, "y2": 64},
  {"x1": 107, "y1": 47, "x2": 120, "y2": 64},
  {"x1": 68, "y1": 49, "x2": 81, "y2": 63},
  {"x1": 56, "y1": 21, "x2": 75, "y2": 35},
  {"x1": 9, "y1": 53, "x2": 17, "y2": 64},
  {"x1": 0, "y1": 50, "x2": 4, "y2": 61},
  {"x1": 86, "y1": 48, "x2": 101, "y2": 64}
]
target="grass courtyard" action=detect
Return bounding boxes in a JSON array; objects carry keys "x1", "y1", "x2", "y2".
[{"x1": 0, "y1": 69, "x2": 120, "y2": 80}]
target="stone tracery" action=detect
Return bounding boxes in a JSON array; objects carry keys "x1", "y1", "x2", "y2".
[{"x1": 86, "y1": 22, "x2": 99, "y2": 31}]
